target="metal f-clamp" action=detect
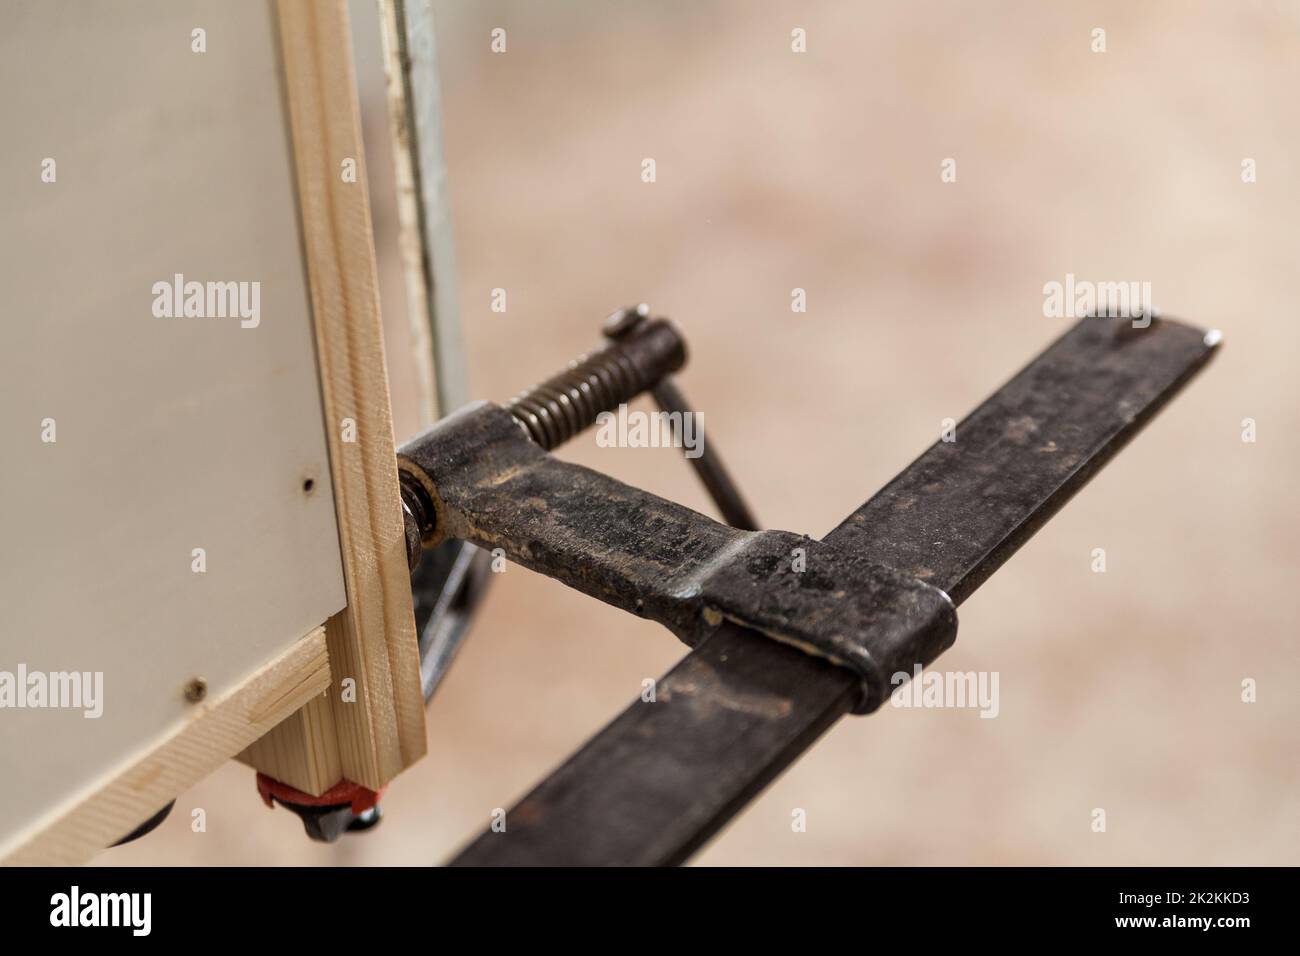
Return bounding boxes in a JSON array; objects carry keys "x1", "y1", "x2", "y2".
[{"x1": 396, "y1": 307, "x2": 957, "y2": 713}]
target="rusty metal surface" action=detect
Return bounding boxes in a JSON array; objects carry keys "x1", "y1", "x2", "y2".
[
  {"x1": 826, "y1": 316, "x2": 1220, "y2": 604},
  {"x1": 399, "y1": 401, "x2": 957, "y2": 712},
  {"x1": 454, "y1": 622, "x2": 857, "y2": 866},
  {"x1": 400, "y1": 310, "x2": 764, "y2": 717},
  {"x1": 445, "y1": 315, "x2": 1218, "y2": 866}
]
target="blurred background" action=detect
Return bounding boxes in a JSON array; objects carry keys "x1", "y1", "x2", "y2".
[{"x1": 105, "y1": 0, "x2": 1298, "y2": 865}]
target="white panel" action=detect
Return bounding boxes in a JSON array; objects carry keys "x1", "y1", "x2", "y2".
[{"x1": 0, "y1": 0, "x2": 346, "y2": 851}]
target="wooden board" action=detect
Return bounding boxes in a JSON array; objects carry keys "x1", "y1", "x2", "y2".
[
  {"x1": 237, "y1": 0, "x2": 425, "y2": 795},
  {"x1": 0, "y1": 0, "x2": 350, "y2": 861},
  {"x1": 1, "y1": 628, "x2": 331, "y2": 866}
]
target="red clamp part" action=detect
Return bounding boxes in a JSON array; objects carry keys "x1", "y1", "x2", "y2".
[{"x1": 256, "y1": 773, "x2": 384, "y2": 816}]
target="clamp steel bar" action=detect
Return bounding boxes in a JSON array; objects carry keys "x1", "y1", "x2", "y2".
[{"x1": 447, "y1": 315, "x2": 1218, "y2": 866}]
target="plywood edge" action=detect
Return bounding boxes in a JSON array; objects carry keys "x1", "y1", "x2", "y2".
[
  {"x1": 247, "y1": 0, "x2": 425, "y2": 793},
  {"x1": 0, "y1": 626, "x2": 331, "y2": 867}
]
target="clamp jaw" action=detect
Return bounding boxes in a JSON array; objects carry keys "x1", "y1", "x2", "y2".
[{"x1": 397, "y1": 308, "x2": 957, "y2": 714}]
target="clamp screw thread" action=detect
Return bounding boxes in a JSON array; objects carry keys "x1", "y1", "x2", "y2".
[{"x1": 505, "y1": 314, "x2": 685, "y2": 450}]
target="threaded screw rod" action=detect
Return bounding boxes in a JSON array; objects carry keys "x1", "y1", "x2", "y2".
[{"x1": 505, "y1": 314, "x2": 686, "y2": 450}]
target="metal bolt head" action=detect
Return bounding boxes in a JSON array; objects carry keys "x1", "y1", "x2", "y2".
[{"x1": 603, "y1": 303, "x2": 651, "y2": 340}]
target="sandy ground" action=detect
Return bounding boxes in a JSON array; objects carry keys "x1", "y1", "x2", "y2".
[{"x1": 103, "y1": 0, "x2": 1298, "y2": 866}]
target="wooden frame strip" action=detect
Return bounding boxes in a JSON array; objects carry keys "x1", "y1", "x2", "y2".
[{"x1": 242, "y1": 0, "x2": 426, "y2": 794}]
